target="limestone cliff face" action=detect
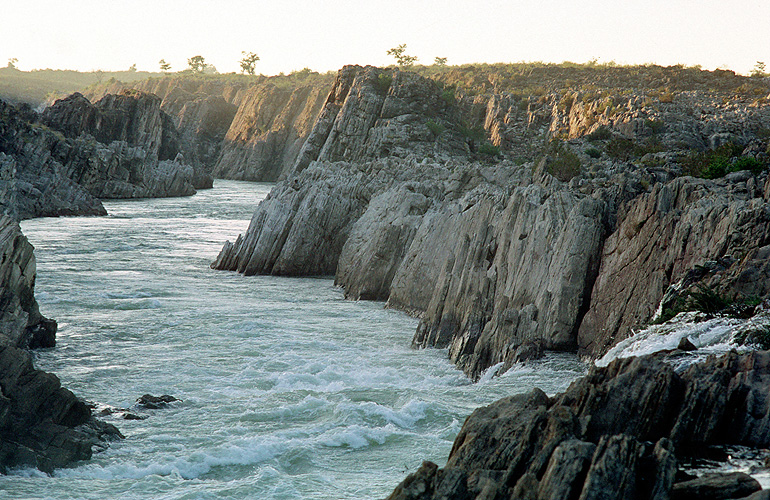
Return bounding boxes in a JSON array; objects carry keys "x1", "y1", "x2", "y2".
[
  {"x1": 1, "y1": 98, "x2": 199, "y2": 220},
  {"x1": 0, "y1": 216, "x2": 120, "y2": 472},
  {"x1": 0, "y1": 99, "x2": 106, "y2": 219},
  {"x1": 0, "y1": 216, "x2": 55, "y2": 348},
  {"x1": 213, "y1": 83, "x2": 327, "y2": 181},
  {"x1": 410, "y1": 183, "x2": 606, "y2": 377}
]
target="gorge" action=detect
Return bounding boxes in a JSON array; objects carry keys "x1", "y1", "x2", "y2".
[{"x1": 1, "y1": 62, "x2": 770, "y2": 499}]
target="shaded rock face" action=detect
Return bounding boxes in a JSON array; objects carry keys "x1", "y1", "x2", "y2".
[
  {"x1": 386, "y1": 351, "x2": 770, "y2": 500},
  {"x1": 213, "y1": 83, "x2": 327, "y2": 181},
  {"x1": 0, "y1": 96, "x2": 201, "y2": 219},
  {"x1": 579, "y1": 174, "x2": 770, "y2": 355},
  {"x1": 0, "y1": 217, "x2": 120, "y2": 472},
  {"x1": 0, "y1": 216, "x2": 56, "y2": 348},
  {"x1": 293, "y1": 65, "x2": 469, "y2": 174},
  {"x1": 41, "y1": 91, "x2": 211, "y2": 190},
  {"x1": 0, "y1": 99, "x2": 106, "y2": 219}
]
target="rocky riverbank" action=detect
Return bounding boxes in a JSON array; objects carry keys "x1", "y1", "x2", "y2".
[
  {"x1": 214, "y1": 64, "x2": 770, "y2": 379},
  {"x1": 0, "y1": 216, "x2": 120, "y2": 472},
  {"x1": 387, "y1": 350, "x2": 770, "y2": 500}
]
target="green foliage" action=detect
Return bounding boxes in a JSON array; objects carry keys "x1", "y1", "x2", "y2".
[
  {"x1": 478, "y1": 142, "x2": 501, "y2": 156},
  {"x1": 426, "y1": 119, "x2": 445, "y2": 137},
  {"x1": 7, "y1": 58, "x2": 18, "y2": 69},
  {"x1": 375, "y1": 72, "x2": 393, "y2": 93},
  {"x1": 645, "y1": 119, "x2": 665, "y2": 134},
  {"x1": 240, "y1": 51, "x2": 260, "y2": 75},
  {"x1": 543, "y1": 140, "x2": 581, "y2": 181},
  {"x1": 387, "y1": 44, "x2": 418, "y2": 68},
  {"x1": 187, "y1": 55, "x2": 206, "y2": 74},
  {"x1": 434, "y1": 57, "x2": 447, "y2": 66},
  {"x1": 586, "y1": 126, "x2": 612, "y2": 141},
  {"x1": 158, "y1": 59, "x2": 171, "y2": 72},
  {"x1": 459, "y1": 122, "x2": 486, "y2": 142},
  {"x1": 655, "y1": 286, "x2": 763, "y2": 324},
  {"x1": 682, "y1": 143, "x2": 766, "y2": 179},
  {"x1": 605, "y1": 137, "x2": 636, "y2": 161},
  {"x1": 605, "y1": 136, "x2": 664, "y2": 162},
  {"x1": 440, "y1": 86, "x2": 456, "y2": 105},
  {"x1": 585, "y1": 147, "x2": 601, "y2": 158},
  {"x1": 751, "y1": 61, "x2": 767, "y2": 78}
]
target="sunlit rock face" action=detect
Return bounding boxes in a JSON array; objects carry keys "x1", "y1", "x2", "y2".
[
  {"x1": 292, "y1": 65, "x2": 469, "y2": 173},
  {"x1": 212, "y1": 83, "x2": 328, "y2": 181},
  {"x1": 213, "y1": 64, "x2": 770, "y2": 379}
]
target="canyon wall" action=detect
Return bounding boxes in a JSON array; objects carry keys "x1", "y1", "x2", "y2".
[{"x1": 215, "y1": 65, "x2": 770, "y2": 379}]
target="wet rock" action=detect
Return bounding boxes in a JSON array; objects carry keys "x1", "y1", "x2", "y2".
[
  {"x1": 136, "y1": 394, "x2": 179, "y2": 409},
  {"x1": 678, "y1": 337, "x2": 697, "y2": 351},
  {"x1": 671, "y1": 472, "x2": 761, "y2": 500},
  {"x1": 386, "y1": 351, "x2": 770, "y2": 499}
]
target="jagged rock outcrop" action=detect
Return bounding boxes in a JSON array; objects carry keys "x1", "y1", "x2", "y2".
[
  {"x1": 213, "y1": 65, "x2": 770, "y2": 378},
  {"x1": 579, "y1": 173, "x2": 770, "y2": 355},
  {"x1": 0, "y1": 216, "x2": 120, "y2": 472},
  {"x1": 386, "y1": 350, "x2": 770, "y2": 500},
  {"x1": 0, "y1": 95, "x2": 203, "y2": 219},
  {"x1": 213, "y1": 83, "x2": 327, "y2": 181},
  {"x1": 41, "y1": 91, "x2": 211, "y2": 190},
  {"x1": 293, "y1": 65, "x2": 469, "y2": 174},
  {"x1": 0, "y1": 216, "x2": 56, "y2": 348},
  {"x1": 0, "y1": 99, "x2": 105, "y2": 219}
]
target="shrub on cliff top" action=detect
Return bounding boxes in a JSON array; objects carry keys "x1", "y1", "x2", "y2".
[{"x1": 682, "y1": 143, "x2": 767, "y2": 179}]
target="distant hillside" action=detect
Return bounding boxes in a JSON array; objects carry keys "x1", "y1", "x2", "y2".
[{"x1": 0, "y1": 67, "x2": 165, "y2": 106}]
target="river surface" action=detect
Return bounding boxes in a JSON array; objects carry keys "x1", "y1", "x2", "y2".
[{"x1": 6, "y1": 180, "x2": 588, "y2": 500}]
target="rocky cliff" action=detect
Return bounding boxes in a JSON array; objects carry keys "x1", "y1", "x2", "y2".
[
  {"x1": 213, "y1": 83, "x2": 327, "y2": 181},
  {"x1": 214, "y1": 65, "x2": 770, "y2": 380},
  {"x1": 41, "y1": 90, "x2": 211, "y2": 190},
  {"x1": 0, "y1": 94, "x2": 205, "y2": 219},
  {"x1": 84, "y1": 73, "x2": 339, "y2": 182},
  {"x1": 386, "y1": 350, "x2": 770, "y2": 500},
  {"x1": 0, "y1": 216, "x2": 120, "y2": 472}
]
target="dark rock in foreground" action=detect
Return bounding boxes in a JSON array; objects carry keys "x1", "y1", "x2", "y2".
[
  {"x1": 0, "y1": 216, "x2": 121, "y2": 473},
  {"x1": 386, "y1": 351, "x2": 770, "y2": 499}
]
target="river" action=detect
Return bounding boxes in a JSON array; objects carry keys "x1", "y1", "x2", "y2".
[{"x1": 6, "y1": 180, "x2": 587, "y2": 500}]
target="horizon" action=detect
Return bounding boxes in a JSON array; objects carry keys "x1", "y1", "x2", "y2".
[{"x1": 3, "y1": 0, "x2": 769, "y2": 77}]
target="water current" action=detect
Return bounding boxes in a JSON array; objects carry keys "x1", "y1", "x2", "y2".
[{"x1": 4, "y1": 180, "x2": 588, "y2": 500}]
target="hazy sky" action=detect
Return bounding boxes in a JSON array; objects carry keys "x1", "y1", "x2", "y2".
[{"x1": 3, "y1": 0, "x2": 769, "y2": 75}]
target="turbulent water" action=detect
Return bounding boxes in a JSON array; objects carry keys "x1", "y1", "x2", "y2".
[{"x1": 5, "y1": 180, "x2": 587, "y2": 500}]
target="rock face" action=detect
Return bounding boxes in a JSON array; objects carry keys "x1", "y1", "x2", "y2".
[
  {"x1": 0, "y1": 95, "x2": 203, "y2": 219},
  {"x1": 0, "y1": 216, "x2": 120, "y2": 472},
  {"x1": 578, "y1": 174, "x2": 770, "y2": 355},
  {"x1": 212, "y1": 83, "x2": 327, "y2": 181},
  {"x1": 293, "y1": 65, "x2": 468, "y2": 174},
  {"x1": 0, "y1": 99, "x2": 106, "y2": 219},
  {"x1": 41, "y1": 91, "x2": 210, "y2": 191},
  {"x1": 0, "y1": 216, "x2": 56, "y2": 348},
  {"x1": 386, "y1": 351, "x2": 770, "y2": 500},
  {"x1": 214, "y1": 65, "x2": 770, "y2": 379}
]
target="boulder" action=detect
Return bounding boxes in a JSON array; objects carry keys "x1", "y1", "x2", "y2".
[{"x1": 385, "y1": 351, "x2": 770, "y2": 499}]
